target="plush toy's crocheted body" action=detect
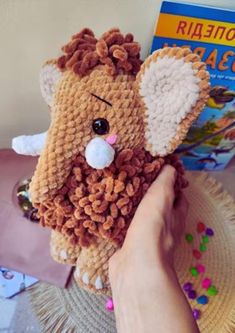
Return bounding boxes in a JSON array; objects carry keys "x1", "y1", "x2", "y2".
[
  {"x1": 13, "y1": 28, "x2": 210, "y2": 294},
  {"x1": 39, "y1": 151, "x2": 187, "y2": 293}
]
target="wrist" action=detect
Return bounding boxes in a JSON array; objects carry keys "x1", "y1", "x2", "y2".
[{"x1": 113, "y1": 264, "x2": 178, "y2": 333}]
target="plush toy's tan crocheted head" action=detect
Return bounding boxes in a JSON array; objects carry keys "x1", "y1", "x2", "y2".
[{"x1": 29, "y1": 28, "x2": 209, "y2": 294}]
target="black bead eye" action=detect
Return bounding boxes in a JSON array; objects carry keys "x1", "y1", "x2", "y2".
[{"x1": 92, "y1": 118, "x2": 109, "y2": 135}]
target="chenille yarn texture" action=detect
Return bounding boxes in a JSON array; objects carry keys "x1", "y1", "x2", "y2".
[{"x1": 30, "y1": 28, "x2": 210, "y2": 294}]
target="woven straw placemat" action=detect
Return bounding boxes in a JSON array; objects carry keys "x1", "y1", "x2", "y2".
[{"x1": 29, "y1": 172, "x2": 235, "y2": 333}]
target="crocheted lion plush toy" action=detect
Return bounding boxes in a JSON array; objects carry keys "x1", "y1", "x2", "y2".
[{"x1": 13, "y1": 28, "x2": 210, "y2": 294}]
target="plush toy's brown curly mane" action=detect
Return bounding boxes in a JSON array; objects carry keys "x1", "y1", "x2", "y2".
[
  {"x1": 57, "y1": 27, "x2": 143, "y2": 76},
  {"x1": 36, "y1": 150, "x2": 187, "y2": 248}
]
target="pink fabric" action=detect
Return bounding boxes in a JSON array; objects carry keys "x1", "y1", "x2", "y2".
[{"x1": 0, "y1": 149, "x2": 72, "y2": 287}]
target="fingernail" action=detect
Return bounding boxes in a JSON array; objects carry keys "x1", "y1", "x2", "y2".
[{"x1": 171, "y1": 166, "x2": 177, "y2": 180}]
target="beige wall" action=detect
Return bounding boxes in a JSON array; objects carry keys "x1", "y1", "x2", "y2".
[{"x1": 0, "y1": 0, "x2": 234, "y2": 148}]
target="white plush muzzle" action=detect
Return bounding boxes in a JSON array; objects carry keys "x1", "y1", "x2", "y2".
[{"x1": 85, "y1": 137, "x2": 115, "y2": 169}]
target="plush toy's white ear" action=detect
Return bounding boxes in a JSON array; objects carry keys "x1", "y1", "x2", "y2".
[
  {"x1": 39, "y1": 60, "x2": 62, "y2": 107},
  {"x1": 136, "y1": 47, "x2": 210, "y2": 157}
]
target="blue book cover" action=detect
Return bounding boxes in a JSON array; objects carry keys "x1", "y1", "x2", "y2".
[{"x1": 151, "y1": 1, "x2": 235, "y2": 170}]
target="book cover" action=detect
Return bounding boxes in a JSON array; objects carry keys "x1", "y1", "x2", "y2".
[{"x1": 151, "y1": 1, "x2": 235, "y2": 170}]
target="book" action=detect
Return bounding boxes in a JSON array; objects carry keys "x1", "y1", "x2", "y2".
[{"x1": 151, "y1": 1, "x2": 235, "y2": 170}]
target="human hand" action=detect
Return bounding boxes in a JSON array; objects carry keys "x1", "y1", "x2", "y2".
[
  {"x1": 109, "y1": 165, "x2": 188, "y2": 287},
  {"x1": 109, "y1": 165, "x2": 199, "y2": 333}
]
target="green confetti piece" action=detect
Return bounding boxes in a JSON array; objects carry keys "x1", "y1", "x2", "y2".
[
  {"x1": 207, "y1": 285, "x2": 218, "y2": 296},
  {"x1": 200, "y1": 243, "x2": 207, "y2": 252},
  {"x1": 185, "y1": 233, "x2": 194, "y2": 243},
  {"x1": 202, "y1": 235, "x2": 209, "y2": 244},
  {"x1": 190, "y1": 267, "x2": 199, "y2": 277}
]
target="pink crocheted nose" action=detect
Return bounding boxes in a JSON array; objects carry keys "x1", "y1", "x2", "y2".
[{"x1": 105, "y1": 134, "x2": 117, "y2": 145}]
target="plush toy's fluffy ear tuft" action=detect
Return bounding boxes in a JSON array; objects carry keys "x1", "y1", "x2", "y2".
[
  {"x1": 136, "y1": 47, "x2": 210, "y2": 156},
  {"x1": 39, "y1": 60, "x2": 62, "y2": 107}
]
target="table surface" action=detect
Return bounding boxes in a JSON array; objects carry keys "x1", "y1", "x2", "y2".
[{"x1": 205, "y1": 158, "x2": 235, "y2": 198}]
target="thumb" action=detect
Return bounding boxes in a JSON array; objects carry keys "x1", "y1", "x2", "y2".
[{"x1": 124, "y1": 165, "x2": 177, "y2": 249}]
